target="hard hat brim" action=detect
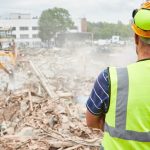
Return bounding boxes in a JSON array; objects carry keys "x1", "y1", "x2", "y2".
[{"x1": 132, "y1": 24, "x2": 150, "y2": 38}]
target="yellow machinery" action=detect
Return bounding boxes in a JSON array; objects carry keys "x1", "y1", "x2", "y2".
[{"x1": 0, "y1": 27, "x2": 16, "y2": 75}]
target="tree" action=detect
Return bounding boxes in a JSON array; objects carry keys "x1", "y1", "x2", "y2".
[
  {"x1": 39, "y1": 7, "x2": 74, "y2": 43},
  {"x1": 87, "y1": 21, "x2": 133, "y2": 40}
]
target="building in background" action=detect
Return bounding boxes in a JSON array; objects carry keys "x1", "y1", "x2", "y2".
[
  {"x1": 0, "y1": 14, "x2": 93, "y2": 48},
  {"x1": 81, "y1": 18, "x2": 87, "y2": 32},
  {"x1": 55, "y1": 32, "x2": 93, "y2": 48},
  {"x1": 55, "y1": 17, "x2": 93, "y2": 48},
  {"x1": 0, "y1": 13, "x2": 41, "y2": 48}
]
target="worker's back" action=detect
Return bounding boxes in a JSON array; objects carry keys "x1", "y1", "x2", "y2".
[{"x1": 102, "y1": 60, "x2": 150, "y2": 150}]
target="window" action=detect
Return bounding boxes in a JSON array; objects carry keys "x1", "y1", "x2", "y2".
[
  {"x1": 0, "y1": 31, "x2": 5, "y2": 38},
  {"x1": 32, "y1": 34, "x2": 38, "y2": 38},
  {"x1": 20, "y1": 27, "x2": 29, "y2": 30},
  {"x1": 20, "y1": 34, "x2": 29, "y2": 39},
  {"x1": 32, "y1": 26, "x2": 39, "y2": 30},
  {"x1": 12, "y1": 34, "x2": 16, "y2": 38},
  {"x1": 12, "y1": 27, "x2": 16, "y2": 31}
]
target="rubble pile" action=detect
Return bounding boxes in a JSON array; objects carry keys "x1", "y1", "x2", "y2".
[
  {"x1": 0, "y1": 47, "x2": 104, "y2": 149},
  {"x1": 0, "y1": 43, "x2": 136, "y2": 149},
  {"x1": 0, "y1": 87, "x2": 102, "y2": 150}
]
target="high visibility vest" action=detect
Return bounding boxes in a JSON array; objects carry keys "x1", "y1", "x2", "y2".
[{"x1": 101, "y1": 60, "x2": 150, "y2": 150}]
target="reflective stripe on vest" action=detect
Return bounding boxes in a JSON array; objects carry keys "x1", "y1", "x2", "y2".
[{"x1": 105, "y1": 68, "x2": 150, "y2": 142}]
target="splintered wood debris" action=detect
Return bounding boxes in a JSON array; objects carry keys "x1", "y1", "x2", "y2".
[{"x1": 0, "y1": 88, "x2": 102, "y2": 150}]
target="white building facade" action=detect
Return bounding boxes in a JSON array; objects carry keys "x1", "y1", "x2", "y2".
[{"x1": 0, "y1": 13, "x2": 41, "y2": 48}]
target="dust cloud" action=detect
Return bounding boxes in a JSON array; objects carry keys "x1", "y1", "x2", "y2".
[{"x1": 0, "y1": 43, "x2": 137, "y2": 95}]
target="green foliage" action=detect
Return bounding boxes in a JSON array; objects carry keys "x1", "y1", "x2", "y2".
[
  {"x1": 87, "y1": 21, "x2": 133, "y2": 40},
  {"x1": 39, "y1": 7, "x2": 74, "y2": 41}
]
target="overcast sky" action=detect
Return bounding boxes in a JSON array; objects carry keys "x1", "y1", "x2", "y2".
[{"x1": 0, "y1": 0, "x2": 146, "y2": 24}]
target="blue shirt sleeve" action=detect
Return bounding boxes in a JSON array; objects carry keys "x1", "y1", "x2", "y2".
[{"x1": 86, "y1": 69, "x2": 109, "y2": 116}]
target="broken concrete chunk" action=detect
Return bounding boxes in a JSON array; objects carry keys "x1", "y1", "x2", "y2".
[
  {"x1": 17, "y1": 127, "x2": 34, "y2": 137},
  {"x1": 56, "y1": 91, "x2": 73, "y2": 98}
]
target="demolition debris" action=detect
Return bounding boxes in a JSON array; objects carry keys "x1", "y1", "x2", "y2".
[{"x1": 0, "y1": 47, "x2": 103, "y2": 150}]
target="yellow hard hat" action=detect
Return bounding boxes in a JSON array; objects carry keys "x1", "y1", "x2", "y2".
[{"x1": 132, "y1": 1, "x2": 150, "y2": 38}]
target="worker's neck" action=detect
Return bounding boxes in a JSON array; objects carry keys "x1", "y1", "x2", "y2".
[
  {"x1": 138, "y1": 54, "x2": 150, "y2": 61},
  {"x1": 137, "y1": 47, "x2": 150, "y2": 61}
]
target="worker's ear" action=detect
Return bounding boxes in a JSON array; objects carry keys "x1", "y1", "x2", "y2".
[{"x1": 135, "y1": 34, "x2": 139, "y2": 46}]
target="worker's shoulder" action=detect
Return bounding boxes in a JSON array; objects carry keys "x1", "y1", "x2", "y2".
[{"x1": 97, "y1": 68, "x2": 109, "y2": 84}]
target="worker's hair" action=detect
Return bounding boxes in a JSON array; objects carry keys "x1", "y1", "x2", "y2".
[{"x1": 140, "y1": 37, "x2": 150, "y2": 45}]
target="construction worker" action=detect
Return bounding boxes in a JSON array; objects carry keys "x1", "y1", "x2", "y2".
[
  {"x1": 11, "y1": 39, "x2": 17, "y2": 61},
  {"x1": 86, "y1": 1, "x2": 150, "y2": 150},
  {"x1": 0, "y1": 42, "x2": 2, "y2": 50},
  {"x1": 12, "y1": 40, "x2": 15, "y2": 49}
]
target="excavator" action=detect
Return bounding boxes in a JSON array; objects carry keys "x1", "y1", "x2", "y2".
[{"x1": 0, "y1": 27, "x2": 17, "y2": 89}]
